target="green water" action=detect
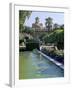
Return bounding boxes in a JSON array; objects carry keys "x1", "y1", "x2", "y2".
[{"x1": 19, "y1": 51, "x2": 64, "y2": 79}]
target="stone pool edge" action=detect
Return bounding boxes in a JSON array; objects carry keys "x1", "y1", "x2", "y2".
[{"x1": 37, "y1": 50, "x2": 64, "y2": 70}]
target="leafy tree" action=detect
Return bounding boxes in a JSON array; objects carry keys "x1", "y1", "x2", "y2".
[
  {"x1": 19, "y1": 10, "x2": 32, "y2": 32},
  {"x1": 39, "y1": 33, "x2": 47, "y2": 41},
  {"x1": 45, "y1": 17, "x2": 53, "y2": 31},
  {"x1": 43, "y1": 29, "x2": 64, "y2": 49}
]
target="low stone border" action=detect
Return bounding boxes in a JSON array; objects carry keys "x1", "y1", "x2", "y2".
[{"x1": 37, "y1": 50, "x2": 64, "y2": 69}]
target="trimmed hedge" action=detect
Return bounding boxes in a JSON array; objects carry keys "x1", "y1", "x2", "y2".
[
  {"x1": 41, "y1": 48, "x2": 64, "y2": 64},
  {"x1": 26, "y1": 42, "x2": 39, "y2": 51},
  {"x1": 26, "y1": 39, "x2": 40, "y2": 51}
]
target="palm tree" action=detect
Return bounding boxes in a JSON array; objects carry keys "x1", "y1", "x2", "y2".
[
  {"x1": 60, "y1": 24, "x2": 64, "y2": 29},
  {"x1": 35, "y1": 17, "x2": 40, "y2": 24},
  {"x1": 45, "y1": 17, "x2": 53, "y2": 31},
  {"x1": 53, "y1": 23, "x2": 59, "y2": 30}
]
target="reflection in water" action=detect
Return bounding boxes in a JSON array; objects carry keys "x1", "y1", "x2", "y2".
[{"x1": 19, "y1": 51, "x2": 64, "y2": 79}]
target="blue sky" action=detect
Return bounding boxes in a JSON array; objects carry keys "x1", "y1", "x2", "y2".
[{"x1": 25, "y1": 11, "x2": 64, "y2": 27}]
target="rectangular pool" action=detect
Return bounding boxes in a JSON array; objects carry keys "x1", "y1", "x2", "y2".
[{"x1": 19, "y1": 51, "x2": 64, "y2": 79}]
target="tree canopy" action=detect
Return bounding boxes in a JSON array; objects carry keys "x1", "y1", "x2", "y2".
[
  {"x1": 43, "y1": 29, "x2": 64, "y2": 49},
  {"x1": 19, "y1": 10, "x2": 32, "y2": 32},
  {"x1": 45, "y1": 17, "x2": 53, "y2": 31},
  {"x1": 35, "y1": 17, "x2": 40, "y2": 24}
]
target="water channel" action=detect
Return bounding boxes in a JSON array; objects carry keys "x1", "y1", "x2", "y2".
[{"x1": 19, "y1": 50, "x2": 64, "y2": 79}]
